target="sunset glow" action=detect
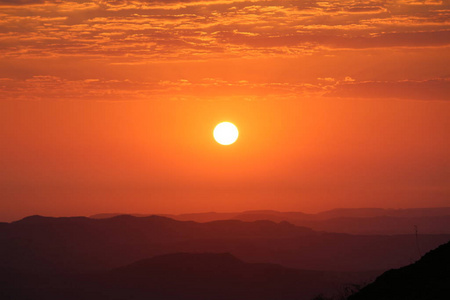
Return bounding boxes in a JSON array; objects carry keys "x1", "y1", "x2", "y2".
[{"x1": 0, "y1": 0, "x2": 449, "y2": 221}]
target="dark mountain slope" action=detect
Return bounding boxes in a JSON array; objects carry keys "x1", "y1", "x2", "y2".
[
  {"x1": 0, "y1": 253, "x2": 338, "y2": 300},
  {"x1": 348, "y1": 241, "x2": 450, "y2": 300}
]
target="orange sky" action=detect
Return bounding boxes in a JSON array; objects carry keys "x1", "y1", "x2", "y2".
[{"x1": 0, "y1": 0, "x2": 449, "y2": 221}]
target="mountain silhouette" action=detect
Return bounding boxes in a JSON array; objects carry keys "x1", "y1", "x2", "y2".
[
  {"x1": 92, "y1": 207, "x2": 450, "y2": 234},
  {"x1": 348, "y1": 241, "x2": 450, "y2": 299},
  {"x1": 0, "y1": 215, "x2": 313, "y2": 272},
  {"x1": 1, "y1": 215, "x2": 449, "y2": 273},
  {"x1": 0, "y1": 253, "x2": 338, "y2": 300}
]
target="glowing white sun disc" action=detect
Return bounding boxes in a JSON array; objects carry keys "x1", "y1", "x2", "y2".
[{"x1": 213, "y1": 122, "x2": 239, "y2": 145}]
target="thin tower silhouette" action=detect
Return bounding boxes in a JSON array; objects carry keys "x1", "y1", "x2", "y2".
[{"x1": 414, "y1": 225, "x2": 422, "y2": 258}]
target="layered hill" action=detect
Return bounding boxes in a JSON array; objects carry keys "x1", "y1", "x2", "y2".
[
  {"x1": 0, "y1": 253, "x2": 338, "y2": 300},
  {"x1": 0, "y1": 215, "x2": 448, "y2": 273},
  {"x1": 92, "y1": 207, "x2": 450, "y2": 235}
]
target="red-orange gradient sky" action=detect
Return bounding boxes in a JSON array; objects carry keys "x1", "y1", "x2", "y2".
[{"x1": 0, "y1": 0, "x2": 449, "y2": 221}]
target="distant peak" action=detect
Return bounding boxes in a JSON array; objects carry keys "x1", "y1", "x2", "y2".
[
  {"x1": 16, "y1": 215, "x2": 47, "y2": 222},
  {"x1": 241, "y1": 210, "x2": 280, "y2": 214},
  {"x1": 90, "y1": 213, "x2": 152, "y2": 219},
  {"x1": 100, "y1": 214, "x2": 173, "y2": 221},
  {"x1": 13, "y1": 215, "x2": 88, "y2": 224}
]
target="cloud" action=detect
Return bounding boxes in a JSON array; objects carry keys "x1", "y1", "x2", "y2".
[
  {"x1": 326, "y1": 79, "x2": 450, "y2": 101},
  {"x1": 0, "y1": 76, "x2": 326, "y2": 101},
  {"x1": 10, "y1": 75, "x2": 449, "y2": 103},
  {"x1": 0, "y1": 0, "x2": 46, "y2": 5},
  {"x1": 0, "y1": 0, "x2": 449, "y2": 61},
  {"x1": 0, "y1": 0, "x2": 448, "y2": 102}
]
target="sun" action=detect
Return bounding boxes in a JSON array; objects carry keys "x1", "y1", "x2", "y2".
[{"x1": 213, "y1": 122, "x2": 239, "y2": 145}]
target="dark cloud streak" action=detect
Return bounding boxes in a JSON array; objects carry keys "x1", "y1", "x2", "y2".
[{"x1": 326, "y1": 79, "x2": 450, "y2": 101}]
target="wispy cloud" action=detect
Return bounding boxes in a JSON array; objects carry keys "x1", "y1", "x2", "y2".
[{"x1": 326, "y1": 79, "x2": 450, "y2": 101}]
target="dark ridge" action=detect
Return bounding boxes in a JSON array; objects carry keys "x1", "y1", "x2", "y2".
[
  {"x1": 317, "y1": 207, "x2": 450, "y2": 218},
  {"x1": 13, "y1": 215, "x2": 90, "y2": 224},
  {"x1": 90, "y1": 213, "x2": 152, "y2": 219},
  {"x1": 241, "y1": 210, "x2": 281, "y2": 214},
  {"x1": 160, "y1": 212, "x2": 238, "y2": 222},
  {"x1": 98, "y1": 252, "x2": 335, "y2": 300},
  {"x1": 88, "y1": 207, "x2": 450, "y2": 224},
  {"x1": 0, "y1": 252, "x2": 337, "y2": 300},
  {"x1": 14, "y1": 214, "x2": 182, "y2": 225},
  {"x1": 115, "y1": 252, "x2": 244, "y2": 272},
  {"x1": 14, "y1": 215, "x2": 51, "y2": 222},
  {"x1": 203, "y1": 218, "x2": 313, "y2": 235},
  {"x1": 317, "y1": 208, "x2": 388, "y2": 218},
  {"x1": 86, "y1": 208, "x2": 450, "y2": 235},
  {"x1": 104, "y1": 214, "x2": 178, "y2": 222},
  {"x1": 348, "y1": 241, "x2": 450, "y2": 300}
]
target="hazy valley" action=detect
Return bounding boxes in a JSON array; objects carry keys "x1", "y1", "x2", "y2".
[{"x1": 1, "y1": 208, "x2": 449, "y2": 299}]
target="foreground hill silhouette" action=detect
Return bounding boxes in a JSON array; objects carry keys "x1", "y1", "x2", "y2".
[
  {"x1": 0, "y1": 253, "x2": 340, "y2": 300},
  {"x1": 348, "y1": 241, "x2": 450, "y2": 300},
  {"x1": 105, "y1": 253, "x2": 337, "y2": 300},
  {"x1": 92, "y1": 207, "x2": 450, "y2": 235},
  {"x1": 1, "y1": 215, "x2": 449, "y2": 273}
]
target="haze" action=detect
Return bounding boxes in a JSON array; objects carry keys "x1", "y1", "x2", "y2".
[{"x1": 0, "y1": 0, "x2": 449, "y2": 221}]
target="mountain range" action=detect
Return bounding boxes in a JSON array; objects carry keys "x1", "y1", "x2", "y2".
[
  {"x1": 92, "y1": 207, "x2": 450, "y2": 235},
  {"x1": 1, "y1": 214, "x2": 449, "y2": 273},
  {"x1": 1, "y1": 212, "x2": 449, "y2": 299}
]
